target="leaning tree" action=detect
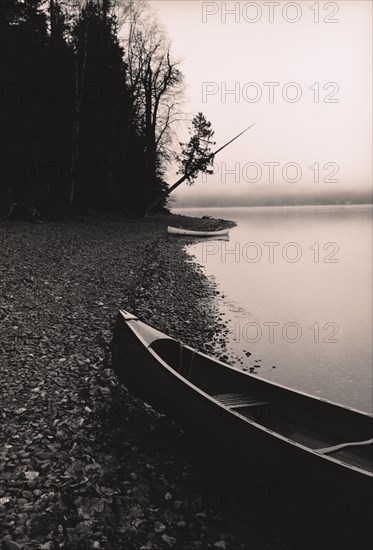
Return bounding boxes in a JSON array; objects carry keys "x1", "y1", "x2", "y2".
[{"x1": 146, "y1": 115, "x2": 256, "y2": 214}]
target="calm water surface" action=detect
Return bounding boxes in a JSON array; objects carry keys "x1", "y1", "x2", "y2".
[{"x1": 175, "y1": 206, "x2": 373, "y2": 413}]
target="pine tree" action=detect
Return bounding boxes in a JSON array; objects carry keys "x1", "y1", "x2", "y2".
[{"x1": 176, "y1": 113, "x2": 216, "y2": 184}]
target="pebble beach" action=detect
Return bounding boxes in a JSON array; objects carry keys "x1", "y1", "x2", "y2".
[
  {"x1": 0, "y1": 213, "x2": 252, "y2": 550},
  {"x1": 0, "y1": 213, "x2": 370, "y2": 550}
]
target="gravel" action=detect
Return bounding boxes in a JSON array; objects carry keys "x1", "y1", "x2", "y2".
[
  {"x1": 0, "y1": 212, "x2": 252, "y2": 550},
  {"x1": 1, "y1": 213, "x2": 367, "y2": 550}
]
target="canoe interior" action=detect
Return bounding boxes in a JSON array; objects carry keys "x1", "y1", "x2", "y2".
[
  {"x1": 112, "y1": 312, "x2": 373, "y2": 481},
  {"x1": 150, "y1": 337, "x2": 373, "y2": 474}
]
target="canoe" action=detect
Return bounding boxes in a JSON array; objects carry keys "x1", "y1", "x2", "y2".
[
  {"x1": 202, "y1": 234, "x2": 230, "y2": 242},
  {"x1": 112, "y1": 310, "x2": 373, "y2": 499},
  {"x1": 167, "y1": 226, "x2": 230, "y2": 236}
]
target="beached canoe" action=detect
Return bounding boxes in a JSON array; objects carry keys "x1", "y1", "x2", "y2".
[
  {"x1": 112, "y1": 310, "x2": 373, "y2": 496},
  {"x1": 167, "y1": 226, "x2": 230, "y2": 236}
]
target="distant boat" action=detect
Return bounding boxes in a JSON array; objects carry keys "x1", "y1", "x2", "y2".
[
  {"x1": 112, "y1": 310, "x2": 373, "y2": 497},
  {"x1": 167, "y1": 226, "x2": 230, "y2": 236},
  {"x1": 203, "y1": 234, "x2": 230, "y2": 241}
]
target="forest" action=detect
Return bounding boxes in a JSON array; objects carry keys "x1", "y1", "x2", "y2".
[{"x1": 1, "y1": 0, "x2": 189, "y2": 218}]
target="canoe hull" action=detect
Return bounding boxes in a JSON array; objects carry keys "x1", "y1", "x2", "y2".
[
  {"x1": 167, "y1": 226, "x2": 230, "y2": 236},
  {"x1": 111, "y1": 310, "x2": 373, "y2": 506}
]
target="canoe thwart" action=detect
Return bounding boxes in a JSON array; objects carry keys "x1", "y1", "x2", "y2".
[
  {"x1": 112, "y1": 309, "x2": 373, "y2": 484},
  {"x1": 316, "y1": 437, "x2": 373, "y2": 455}
]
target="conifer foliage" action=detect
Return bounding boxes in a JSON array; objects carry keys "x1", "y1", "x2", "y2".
[{"x1": 0, "y1": 0, "x2": 184, "y2": 217}]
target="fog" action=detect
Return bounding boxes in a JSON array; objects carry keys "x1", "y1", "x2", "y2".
[
  {"x1": 171, "y1": 182, "x2": 372, "y2": 208},
  {"x1": 152, "y1": 0, "x2": 372, "y2": 207}
]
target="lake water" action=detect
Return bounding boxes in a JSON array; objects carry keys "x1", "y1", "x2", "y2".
[{"x1": 174, "y1": 205, "x2": 373, "y2": 413}]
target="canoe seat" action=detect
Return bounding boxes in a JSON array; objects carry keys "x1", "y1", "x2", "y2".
[{"x1": 213, "y1": 393, "x2": 270, "y2": 409}]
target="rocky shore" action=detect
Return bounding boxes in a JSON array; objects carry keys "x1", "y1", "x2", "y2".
[
  {"x1": 0, "y1": 213, "x2": 369, "y2": 550},
  {"x1": 0, "y1": 212, "x2": 251, "y2": 550}
]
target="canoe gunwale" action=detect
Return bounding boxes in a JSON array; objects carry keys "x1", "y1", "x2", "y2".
[
  {"x1": 167, "y1": 226, "x2": 230, "y2": 236},
  {"x1": 120, "y1": 311, "x2": 371, "y2": 419},
  {"x1": 117, "y1": 310, "x2": 373, "y2": 479}
]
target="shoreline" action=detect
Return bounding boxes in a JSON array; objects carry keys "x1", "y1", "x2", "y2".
[
  {"x1": 0, "y1": 212, "x2": 247, "y2": 550},
  {"x1": 1, "y1": 212, "x2": 370, "y2": 550}
]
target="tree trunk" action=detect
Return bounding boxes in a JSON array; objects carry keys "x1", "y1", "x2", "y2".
[
  {"x1": 50, "y1": 0, "x2": 55, "y2": 40},
  {"x1": 68, "y1": 20, "x2": 88, "y2": 207},
  {"x1": 144, "y1": 65, "x2": 157, "y2": 184}
]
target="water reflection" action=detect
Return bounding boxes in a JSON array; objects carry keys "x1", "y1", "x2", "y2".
[{"x1": 181, "y1": 206, "x2": 373, "y2": 413}]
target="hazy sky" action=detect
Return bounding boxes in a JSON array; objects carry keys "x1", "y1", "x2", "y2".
[{"x1": 150, "y1": 0, "x2": 372, "y2": 206}]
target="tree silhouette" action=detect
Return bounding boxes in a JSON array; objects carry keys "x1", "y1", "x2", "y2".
[
  {"x1": 176, "y1": 112, "x2": 216, "y2": 185},
  {"x1": 0, "y1": 0, "x2": 186, "y2": 218}
]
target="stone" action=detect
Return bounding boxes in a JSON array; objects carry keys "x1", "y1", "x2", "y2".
[
  {"x1": 2, "y1": 541, "x2": 22, "y2": 550},
  {"x1": 154, "y1": 522, "x2": 166, "y2": 533},
  {"x1": 176, "y1": 521, "x2": 187, "y2": 528},
  {"x1": 161, "y1": 534, "x2": 177, "y2": 547}
]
